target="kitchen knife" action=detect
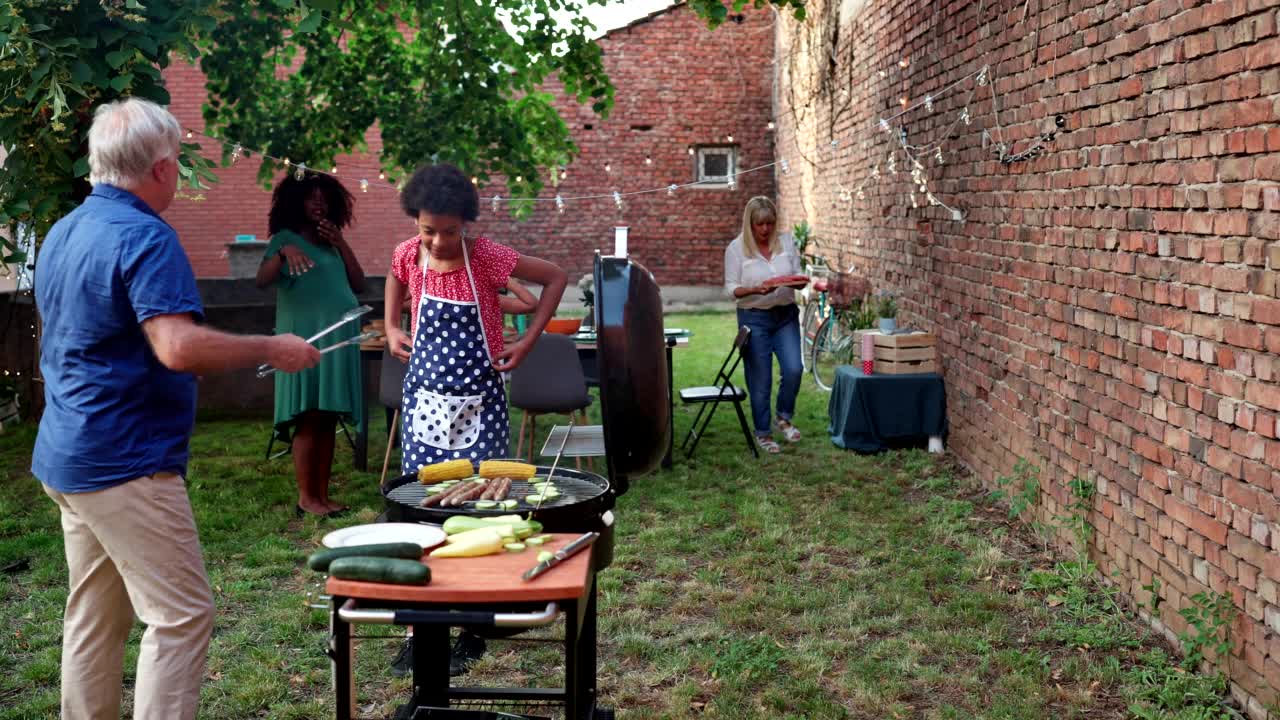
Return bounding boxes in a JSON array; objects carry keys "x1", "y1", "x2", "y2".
[{"x1": 521, "y1": 531, "x2": 599, "y2": 582}]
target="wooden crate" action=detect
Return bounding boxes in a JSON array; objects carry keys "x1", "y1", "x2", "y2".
[{"x1": 867, "y1": 331, "x2": 937, "y2": 374}]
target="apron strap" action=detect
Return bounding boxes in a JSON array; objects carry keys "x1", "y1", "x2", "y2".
[{"x1": 460, "y1": 238, "x2": 496, "y2": 367}]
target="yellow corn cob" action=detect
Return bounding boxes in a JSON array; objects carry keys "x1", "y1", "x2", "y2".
[
  {"x1": 417, "y1": 459, "x2": 474, "y2": 484},
  {"x1": 478, "y1": 460, "x2": 536, "y2": 479}
]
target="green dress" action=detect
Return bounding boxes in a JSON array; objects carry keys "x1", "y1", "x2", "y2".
[{"x1": 263, "y1": 229, "x2": 365, "y2": 439}]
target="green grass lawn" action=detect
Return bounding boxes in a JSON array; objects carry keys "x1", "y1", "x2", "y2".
[{"x1": 0, "y1": 312, "x2": 1235, "y2": 719}]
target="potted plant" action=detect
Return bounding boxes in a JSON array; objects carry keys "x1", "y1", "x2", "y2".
[
  {"x1": 578, "y1": 273, "x2": 595, "y2": 330},
  {"x1": 875, "y1": 291, "x2": 898, "y2": 334}
]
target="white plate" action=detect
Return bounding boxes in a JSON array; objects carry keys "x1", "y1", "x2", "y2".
[{"x1": 321, "y1": 523, "x2": 446, "y2": 550}]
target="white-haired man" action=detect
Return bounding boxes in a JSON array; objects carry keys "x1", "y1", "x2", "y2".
[{"x1": 32, "y1": 97, "x2": 320, "y2": 720}]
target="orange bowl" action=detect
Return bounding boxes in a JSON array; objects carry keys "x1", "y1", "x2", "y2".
[{"x1": 543, "y1": 317, "x2": 583, "y2": 335}]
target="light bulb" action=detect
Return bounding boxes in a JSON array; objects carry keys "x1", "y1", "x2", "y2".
[
  {"x1": 515, "y1": 175, "x2": 522, "y2": 183},
  {"x1": 230, "y1": 144, "x2": 242, "y2": 163},
  {"x1": 378, "y1": 171, "x2": 386, "y2": 180},
  {"x1": 899, "y1": 58, "x2": 909, "y2": 68},
  {"x1": 360, "y1": 179, "x2": 369, "y2": 193},
  {"x1": 687, "y1": 145, "x2": 694, "y2": 155},
  {"x1": 331, "y1": 166, "x2": 337, "y2": 174},
  {"x1": 492, "y1": 195, "x2": 500, "y2": 213},
  {"x1": 294, "y1": 163, "x2": 306, "y2": 181},
  {"x1": 780, "y1": 159, "x2": 790, "y2": 175},
  {"x1": 767, "y1": 121, "x2": 775, "y2": 130},
  {"x1": 726, "y1": 134, "x2": 734, "y2": 143},
  {"x1": 925, "y1": 96, "x2": 933, "y2": 112},
  {"x1": 186, "y1": 130, "x2": 193, "y2": 139},
  {"x1": 900, "y1": 96, "x2": 908, "y2": 107},
  {"x1": 727, "y1": 176, "x2": 737, "y2": 190},
  {"x1": 644, "y1": 155, "x2": 652, "y2": 165},
  {"x1": 613, "y1": 190, "x2": 622, "y2": 210},
  {"x1": 604, "y1": 161, "x2": 611, "y2": 173},
  {"x1": 667, "y1": 184, "x2": 677, "y2": 196},
  {"x1": 555, "y1": 195, "x2": 565, "y2": 213}
]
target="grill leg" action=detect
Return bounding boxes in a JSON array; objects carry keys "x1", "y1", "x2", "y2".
[
  {"x1": 413, "y1": 623, "x2": 450, "y2": 708},
  {"x1": 331, "y1": 597, "x2": 354, "y2": 720}
]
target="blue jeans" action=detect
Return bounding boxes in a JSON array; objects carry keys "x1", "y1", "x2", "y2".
[{"x1": 737, "y1": 305, "x2": 803, "y2": 437}]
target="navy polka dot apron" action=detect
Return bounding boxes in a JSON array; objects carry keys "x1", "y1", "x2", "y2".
[{"x1": 400, "y1": 242, "x2": 509, "y2": 472}]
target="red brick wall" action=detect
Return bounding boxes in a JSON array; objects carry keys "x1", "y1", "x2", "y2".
[
  {"x1": 776, "y1": 0, "x2": 1280, "y2": 713},
  {"x1": 162, "y1": 64, "x2": 410, "y2": 280},
  {"x1": 473, "y1": 4, "x2": 778, "y2": 287},
  {"x1": 162, "y1": 4, "x2": 776, "y2": 286}
]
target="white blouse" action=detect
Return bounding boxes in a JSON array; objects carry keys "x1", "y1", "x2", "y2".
[{"x1": 723, "y1": 233, "x2": 803, "y2": 310}]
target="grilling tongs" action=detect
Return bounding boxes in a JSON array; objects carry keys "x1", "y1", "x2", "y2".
[{"x1": 255, "y1": 304, "x2": 376, "y2": 378}]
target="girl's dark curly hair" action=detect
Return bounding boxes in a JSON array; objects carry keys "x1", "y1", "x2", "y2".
[
  {"x1": 400, "y1": 164, "x2": 478, "y2": 222},
  {"x1": 268, "y1": 172, "x2": 355, "y2": 235}
]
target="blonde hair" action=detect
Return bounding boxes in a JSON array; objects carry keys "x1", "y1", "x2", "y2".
[
  {"x1": 738, "y1": 196, "x2": 779, "y2": 258},
  {"x1": 88, "y1": 98, "x2": 180, "y2": 188}
]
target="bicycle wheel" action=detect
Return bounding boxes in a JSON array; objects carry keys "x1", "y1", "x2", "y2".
[
  {"x1": 799, "y1": 300, "x2": 823, "y2": 367},
  {"x1": 811, "y1": 314, "x2": 856, "y2": 391}
]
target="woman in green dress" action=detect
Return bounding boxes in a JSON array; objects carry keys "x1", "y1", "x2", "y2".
[{"x1": 257, "y1": 173, "x2": 366, "y2": 517}]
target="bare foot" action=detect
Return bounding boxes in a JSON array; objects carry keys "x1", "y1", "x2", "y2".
[{"x1": 295, "y1": 498, "x2": 331, "y2": 517}]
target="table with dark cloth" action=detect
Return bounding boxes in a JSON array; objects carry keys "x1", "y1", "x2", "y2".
[{"x1": 827, "y1": 365, "x2": 947, "y2": 452}]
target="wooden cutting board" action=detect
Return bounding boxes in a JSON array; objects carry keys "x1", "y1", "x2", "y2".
[{"x1": 324, "y1": 533, "x2": 593, "y2": 604}]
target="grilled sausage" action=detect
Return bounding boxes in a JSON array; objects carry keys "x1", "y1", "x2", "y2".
[
  {"x1": 496, "y1": 477, "x2": 511, "y2": 501},
  {"x1": 422, "y1": 481, "x2": 471, "y2": 507},
  {"x1": 479, "y1": 479, "x2": 499, "y2": 502},
  {"x1": 449, "y1": 481, "x2": 489, "y2": 507}
]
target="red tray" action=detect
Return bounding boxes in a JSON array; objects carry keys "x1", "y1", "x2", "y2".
[{"x1": 325, "y1": 533, "x2": 593, "y2": 604}]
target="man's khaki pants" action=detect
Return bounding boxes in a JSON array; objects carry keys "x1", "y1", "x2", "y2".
[{"x1": 43, "y1": 473, "x2": 214, "y2": 720}]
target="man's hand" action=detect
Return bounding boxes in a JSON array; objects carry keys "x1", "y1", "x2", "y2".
[
  {"x1": 279, "y1": 245, "x2": 313, "y2": 276},
  {"x1": 385, "y1": 327, "x2": 412, "y2": 362},
  {"x1": 266, "y1": 334, "x2": 321, "y2": 373},
  {"x1": 492, "y1": 337, "x2": 532, "y2": 373}
]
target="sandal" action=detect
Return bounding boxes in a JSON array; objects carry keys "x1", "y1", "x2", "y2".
[
  {"x1": 756, "y1": 435, "x2": 782, "y2": 454},
  {"x1": 775, "y1": 418, "x2": 801, "y2": 443}
]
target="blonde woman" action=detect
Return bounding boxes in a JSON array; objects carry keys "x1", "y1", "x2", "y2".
[{"x1": 723, "y1": 196, "x2": 806, "y2": 454}]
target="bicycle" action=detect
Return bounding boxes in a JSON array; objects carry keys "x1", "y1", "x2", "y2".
[{"x1": 810, "y1": 271, "x2": 873, "y2": 391}]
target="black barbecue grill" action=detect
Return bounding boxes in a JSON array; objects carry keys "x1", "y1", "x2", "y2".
[{"x1": 334, "y1": 253, "x2": 669, "y2": 720}]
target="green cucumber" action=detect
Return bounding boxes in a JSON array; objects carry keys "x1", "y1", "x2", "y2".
[
  {"x1": 501, "y1": 499, "x2": 519, "y2": 510},
  {"x1": 536, "y1": 551, "x2": 554, "y2": 563},
  {"x1": 307, "y1": 543, "x2": 423, "y2": 572},
  {"x1": 474, "y1": 500, "x2": 498, "y2": 509},
  {"x1": 504, "y1": 542, "x2": 526, "y2": 552},
  {"x1": 525, "y1": 536, "x2": 546, "y2": 546},
  {"x1": 328, "y1": 556, "x2": 430, "y2": 585}
]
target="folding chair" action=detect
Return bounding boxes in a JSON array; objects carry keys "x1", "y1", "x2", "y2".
[
  {"x1": 508, "y1": 332, "x2": 595, "y2": 469},
  {"x1": 378, "y1": 349, "x2": 410, "y2": 486},
  {"x1": 679, "y1": 325, "x2": 758, "y2": 459}
]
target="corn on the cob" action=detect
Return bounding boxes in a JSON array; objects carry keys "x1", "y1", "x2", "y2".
[
  {"x1": 417, "y1": 459, "x2": 474, "y2": 484},
  {"x1": 478, "y1": 460, "x2": 536, "y2": 479}
]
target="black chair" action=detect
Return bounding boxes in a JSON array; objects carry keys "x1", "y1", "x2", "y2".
[
  {"x1": 679, "y1": 325, "x2": 758, "y2": 459},
  {"x1": 508, "y1": 332, "x2": 594, "y2": 468},
  {"x1": 378, "y1": 348, "x2": 409, "y2": 486}
]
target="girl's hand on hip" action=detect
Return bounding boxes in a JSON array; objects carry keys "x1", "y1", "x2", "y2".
[
  {"x1": 385, "y1": 327, "x2": 412, "y2": 362},
  {"x1": 492, "y1": 337, "x2": 531, "y2": 373},
  {"x1": 279, "y1": 244, "x2": 313, "y2": 276}
]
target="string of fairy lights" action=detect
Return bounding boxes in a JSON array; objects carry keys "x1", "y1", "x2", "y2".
[{"x1": 175, "y1": 45, "x2": 1048, "y2": 224}]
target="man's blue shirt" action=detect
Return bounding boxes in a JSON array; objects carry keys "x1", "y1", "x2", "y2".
[{"x1": 32, "y1": 185, "x2": 204, "y2": 493}]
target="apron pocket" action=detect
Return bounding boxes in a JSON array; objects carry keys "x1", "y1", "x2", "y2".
[{"x1": 407, "y1": 387, "x2": 485, "y2": 451}]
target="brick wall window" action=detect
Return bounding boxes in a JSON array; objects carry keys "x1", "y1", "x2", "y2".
[{"x1": 695, "y1": 145, "x2": 737, "y2": 186}]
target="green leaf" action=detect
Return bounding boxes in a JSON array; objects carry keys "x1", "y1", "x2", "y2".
[
  {"x1": 295, "y1": 10, "x2": 323, "y2": 34},
  {"x1": 109, "y1": 73, "x2": 134, "y2": 91},
  {"x1": 106, "y1": 49, "x2": 131, "y2": 69},
  {"x1": 72, "y1": 156, "x2": 90, "y2": 178},
  {"x1": 306, "y1": 0, "x2": 339, "y2": 11},
  {"x1": 71, "y1": 61, "x2": 93, "y2": 84}
]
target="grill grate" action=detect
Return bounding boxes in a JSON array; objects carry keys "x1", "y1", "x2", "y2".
[{"x1": 386, "y1": 473, "x2": 606, "y2": 516}]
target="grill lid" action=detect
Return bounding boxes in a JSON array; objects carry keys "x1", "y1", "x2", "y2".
[{"x1": 593, "y1": 252, "x2": 668, "y2": 496}]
